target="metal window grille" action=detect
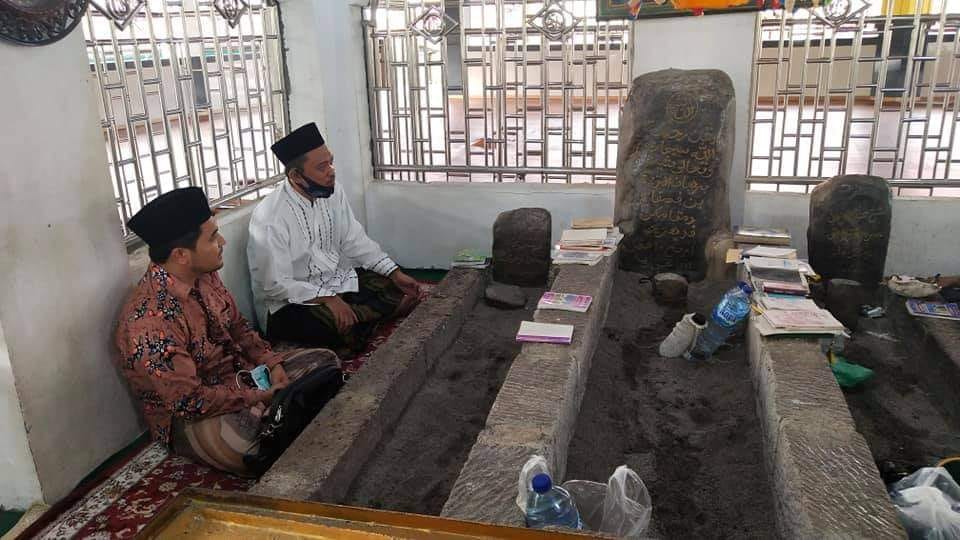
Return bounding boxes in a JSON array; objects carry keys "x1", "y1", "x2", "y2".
[
  {"x1": 363, "y1": 0, "x2": 632, "y2": 184},
  {"x1": 749, "y1": 0, "x2": 960, "y2": 196},
  {"x1": 82, "y1": 0, "x2": 289, "y2": 238}
]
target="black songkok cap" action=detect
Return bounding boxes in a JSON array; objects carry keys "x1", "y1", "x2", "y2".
[
  {"x1": 271, "y1": 123, "x2": 326, "y2": 166},
  {"x1": 127, "y1": 187, "x2": 212, "y2": 245}
]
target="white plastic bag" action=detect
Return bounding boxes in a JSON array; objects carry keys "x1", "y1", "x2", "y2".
[
  {"x1": 516, "y1": 455, "x2": 551, "y2": 511},
  {"x1": 563, "y1": 466, "x2": 652, "y2": 539},
  {"x1": 890, "y1": 467, "x2": 960, "y2": 540},
  {"x1": 888, "y1": 275, "x2": 940, "y2": 298}
]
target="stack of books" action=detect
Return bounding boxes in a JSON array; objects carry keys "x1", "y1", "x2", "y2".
[
  {"x1": 745, "y1": 256, "x2": 810, "y2": 297},
  {"x1": 552, "y1": 220, "x2": 624, "y2": 265},
  {"x1": 559, "y1": 228, "x2": 607, "y2": 250},
  {"x1": 756, "y1": 307, "x2": 846, "y2": 336},
  {"x1": 743, "y1": 245, "x2": 797, "y2": 259},
  {"x1": 572, "y1": 217, "x2": 614, "y2": 230},
  {"x1": 735, "y1": 226, "x2": 792, "y2": 247},
  {"x1": 450, "y1": 249, "x2": 490, "y2": 269}
]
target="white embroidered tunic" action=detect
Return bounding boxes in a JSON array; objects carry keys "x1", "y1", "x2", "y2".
[{"x1": 247, "y1": 182, "x2": 398, "y2": 329}]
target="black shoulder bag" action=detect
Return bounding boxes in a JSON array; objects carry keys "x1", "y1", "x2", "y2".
[{"x1": 244, "y1": 362, "x2": 345, "y2": 475}]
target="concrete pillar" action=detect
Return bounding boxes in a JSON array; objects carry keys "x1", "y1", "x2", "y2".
[
  {"x1": 278, "y1": 0, "x2": 374, "y2": 226},
  {"x1": 0, "y1": 30, "x2": 142, "y2": 506}
]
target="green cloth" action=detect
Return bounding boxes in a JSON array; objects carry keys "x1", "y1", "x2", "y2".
[{"x1": 831, "y1": 356, "x2": 874, "y2": 388}]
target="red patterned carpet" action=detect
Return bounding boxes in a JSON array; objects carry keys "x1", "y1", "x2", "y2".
[{"x1": 19, "y1": 313, "x2": 414, "y2": 539}]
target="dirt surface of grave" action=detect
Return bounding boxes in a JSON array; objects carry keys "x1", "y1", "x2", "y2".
[
  {"x1": 840, "y1": 297, "x2": 959, "y2": 481},
  {"x1": 566, "y1": 271, "x2": 777, "y2": 539},
  {"x1": 343, "y1": 287, "x2": 545, "y2": 515}
]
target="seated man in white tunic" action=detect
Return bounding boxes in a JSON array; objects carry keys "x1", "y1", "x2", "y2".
[{"x1": 248, "y1": 123, "x2": 423, "y2": 354}]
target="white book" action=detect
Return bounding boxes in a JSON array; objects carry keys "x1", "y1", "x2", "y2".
[
  {"x1": 744, "y1": 246, "x2": 798, "y2": 259},
  {"x1": 758, "y1": 294, "x2": 821, "y2": 312},
  {"x1": 746, "y1": 256, "x2": 800, "y2": 271},
  {"x1": 763, "y1": 308, "x2": 845, "y2": 330},
  {"x1": 552, "y1": 250, "x2": 603, "y2": 265},
  {"x1": 753, "y1": 313, "x2": 847, "y2": 337},
  {"x1": 560, "y1": 228, "x2": 607, "y2": 246},
  {"x1": 516, "y1": 321, "x2": 574, "y2": 344}
]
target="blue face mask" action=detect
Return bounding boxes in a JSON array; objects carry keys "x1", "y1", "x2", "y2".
[{"x1": 298, "y1": 171, "x2": 334, "y2": 199}]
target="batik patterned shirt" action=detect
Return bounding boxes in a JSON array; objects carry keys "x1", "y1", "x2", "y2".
[{"x1": 115, "y1": 264, "x2": 283, "y2": 445}]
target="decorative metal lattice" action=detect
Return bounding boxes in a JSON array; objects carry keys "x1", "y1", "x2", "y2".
[
  {"x1": 408, "y1": 5, "x2": 458, "y2": 44},
  {"x1": 89, "y1": 0, "x2": 144, "y2": 30},
  {"x1": 527, "y1": 0, "x2": 582, "y2": 41},
  {"x1": 213, "y1": 0, "x2": 247, "y2": 28},
  {"x1": 749, "y1": 2, "x2": 960, "y2": 197},
  {"x1": 83, "y1": 0, "x2": 289, "y2": 237},
  {"x1": 814, "y1": 0, "x2": 872, "y2": 27},
  {"x1": 364, "y1": 0, "x2": 632, "y2": 184}
]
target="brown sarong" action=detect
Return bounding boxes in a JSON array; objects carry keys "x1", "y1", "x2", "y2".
[{"x1": 171, "y1": 348, "x2": 339, "y2": 475}]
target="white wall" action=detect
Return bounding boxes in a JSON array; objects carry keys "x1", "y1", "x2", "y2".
[
  {"x1": 632, "y1": 13, "x2": 756, "y2": 228},
  {"x1": 744, "y1": 191, "x2": 960, "y2": 276},
  {"x1": 0, "y1": 31, "x2": 142, "y2": 506},
  {"x1": 279, "y1": 0, "x2": 373, "y2": 226},
  {"x1": 366, "y1": 182, "x2": 614, "y2": 268}
]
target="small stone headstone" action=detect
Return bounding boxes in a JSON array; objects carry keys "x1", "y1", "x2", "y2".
[
  {"x1": 826, "y1": 278, "x2": 866, "y2": 331},
  {"x1": 484, "y1": 282, "x2": 527, "y2": 310},
  {"x1": 492, "y1": 208, "x2": 551, "y2": 286},
  {"x1": 705, "y1": 230, "x2": 736, "y2": 282},
  {"x1": 653, "y1": 273, "x2": 689, "y2": 307},
  {"x1": 808, "y1": 175, "x2": 892, "y2": 288},
  {"x1": 615, "y1": 69, "x2": 734, "y2": 280}
]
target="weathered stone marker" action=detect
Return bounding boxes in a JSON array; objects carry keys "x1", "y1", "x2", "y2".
[
  {"x1": 653, "y1": 272, "x2": 688, "y2": 306},
  {"x1": 484, "y1": 282, "x2": 527, "y2": 310},
  {"x1": 492, "y1": 208, "x2": 551, "y2": 286},
  {"x1": 808, "y1": 175, "x2": 891, "y2": 287},
  {"x1": 615, "y1": 69, "x2": 734, "y2": 280},
  {"x1": 825, "y1": 278, "x2": 866, "y2": 331}
]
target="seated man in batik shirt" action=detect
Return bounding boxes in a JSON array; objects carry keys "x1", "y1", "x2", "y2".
[
  {"x1": 247, "y1": 123, "x2": 424, "y2": 354},
  {"x1": 115, "y1": 187, "x2": 336, "y2": 475}
]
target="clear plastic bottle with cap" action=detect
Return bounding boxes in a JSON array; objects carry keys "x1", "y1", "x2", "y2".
[
  {"x1": 686, "y1": 281, "x2": 754, "y2": 361},
  {"x1": 524, "y1": 473, "x2": 582, "y2": 531}
]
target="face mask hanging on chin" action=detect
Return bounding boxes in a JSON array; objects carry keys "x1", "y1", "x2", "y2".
[{"x1": 299, "y1": 172, "x2": 335, "y2": 199}]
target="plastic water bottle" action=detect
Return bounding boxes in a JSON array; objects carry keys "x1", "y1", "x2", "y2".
[
  {"x1": 524, "y1": 473, "x2": 582, "y2": 531},
  {"x1": 686, "y1": 281, "x2": 754, "y2": 361}
]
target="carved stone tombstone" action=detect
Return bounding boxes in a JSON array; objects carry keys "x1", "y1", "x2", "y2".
[
  {"x1": 492, "y1": 208, "x2": 551, "y2": 286},
  {"x1": 807, "y1": 175, "x2": 892, "y2": 288},
  {"x1": 615, "y1": 69, "x2": 734, "y2": 280}
]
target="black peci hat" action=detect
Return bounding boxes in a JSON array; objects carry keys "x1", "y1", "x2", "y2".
[
  {"x1": 271, "y1": 123, "x2": 326, "y2": 166},
  {"x1": 127, "y1": 187, "x2": 212, "y2": 245}
]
